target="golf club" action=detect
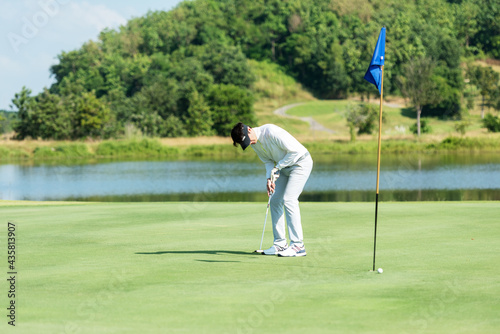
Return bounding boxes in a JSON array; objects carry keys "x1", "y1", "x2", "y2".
[
  {"x1": 254, "y1": 192, "x2": 273, "y2": 254},
  {"x1": 254, "y1": 169, "x2": 279, "y2": 254}
]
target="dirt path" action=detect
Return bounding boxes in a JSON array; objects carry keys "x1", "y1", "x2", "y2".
[{"x1": 273, "y1": 103, "x2": 336, "y2": 134}]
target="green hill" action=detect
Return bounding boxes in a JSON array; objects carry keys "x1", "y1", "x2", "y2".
[{"x1": 9, "y1": 0, "x2": 500, "y2": 140}]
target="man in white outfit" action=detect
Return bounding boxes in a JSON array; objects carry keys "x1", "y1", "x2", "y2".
[{"x1": 231, "y1": 122, "x2": 313, "y2": 257}]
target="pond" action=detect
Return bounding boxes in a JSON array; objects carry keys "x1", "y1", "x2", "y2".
[{"x1": 0, "y1": 153, "x2": 499, "y2": 202}]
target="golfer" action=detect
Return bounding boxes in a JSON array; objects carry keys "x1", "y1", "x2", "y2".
[{"x1": 231, "y1": 122, "x2": 313, "y2": 257}]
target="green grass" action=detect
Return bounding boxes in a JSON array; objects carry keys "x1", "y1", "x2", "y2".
[
  {"x1": 288, "y1": 100, "x2": 411, "y2": 136},
  {"x1": 1, "y1": 201, "x2": 499, "y2": 333},
  {"x1": 249, "y1": 59, "x2": 312, "y2": 102},
  {"x1": 288, "y1": 100, "x2": 351, "y2": 135},
  {"x1": 95, "y1": 139, "x2": 179, "y2": 158},
  {"x1": 286, "y1": 99, "x2": 498, "y2": 139},
  {"x1": 288, "y1": 100, "x2": 353, "y2": 117},
  {"x1": 303, "y1": 136, "x2": 500, "y2": 155},
  {"x1": 33, "y1": 143, "x2": 93, "y2": 159},
  {"x1": 0, "y1": 146, "x2": 30, "y2": 160}
]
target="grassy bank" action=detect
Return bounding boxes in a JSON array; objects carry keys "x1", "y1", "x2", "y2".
[
  {"x1": 305, "y1": 136, "x2": 500, "y2": 155},
  {"x1": 1, "y1": 135, "x2": 500, "y2": 162},
  {"x1": 0, "y1": 138, "x2": 237, "y2": 162},
  {"x1": 1, "y1": 201, "x2": 498, "y2": 333}
]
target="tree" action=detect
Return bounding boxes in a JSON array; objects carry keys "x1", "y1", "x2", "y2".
[
  {"x1": 168, "y1": 56, "x2": 214, "y2": 101},
  {"x1": 410, "y1": 119, "x2": 432, "y2": 135},
  {"x1": 470, "y1": 0, "x2": 500, "y2": 58},
  {"x1": 455, "y1": 118, "x2": 472, "y2": 135},
  {"x1": 194, "y1": 42, "x2": 255, "y2": 89},
  {"x1": 452, "y1": 0, "x2": 479, "y2": 54},
  {"x1": 11, "y1": 87, "x2": 38, "y2": 139},
  {"x1": 70, "y1": 91, "x2": 111, "y2": 139},
  {"x1": 208, "y1": 84, "x2": 255, "y2": 136},
  {"x1": 467, "y1": 65, "x2": 499, "y2": 118},
  {"x1": 345, "y1": 103, "x2": 378, "y2": 142},
  {"x1": 260, "y1": 0, "x2": 290, "y2": 61},
  {"x1": 0, "y1": 114, "x2": 5, "y2": 134},
  {"x1": 399, "y1": 57, "x2": 442, "y2": 136},
  {"x1": 162, "y1": 115, "x2": 187, "y2": 137},
  {"x1": 129, "y1": 108, "x2": 164, "y2": 137},
  {"x1": 35, "y1": 89, "x2": 72, "y2": 140},
  {"x1": 184, "y1": 89, "x2": 214, "y2": 136},
  {"x1": 134, "y1": 77, "x2": 180, "y2": 120},
  {"x1": 50, "y1": 41, "x2": 103, "y2": 89},
  {"x1": 0, "y1": 111, "x2": 18, "y2": 134}
]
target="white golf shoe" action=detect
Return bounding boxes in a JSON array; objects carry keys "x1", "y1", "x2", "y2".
[
  {"x1": 262, "y1": 244, "x2": 287, "y2": 255},
  {"x1": 278, "y1": 244, "x2": 306, "y2": 257}
]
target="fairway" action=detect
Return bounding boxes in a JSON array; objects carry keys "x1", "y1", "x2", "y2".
[{"x1": 1, "y1": 201, "x2": 499, "y2": 333}]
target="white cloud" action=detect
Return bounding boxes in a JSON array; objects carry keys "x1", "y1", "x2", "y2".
[
  {"x1": 66, "y1": 1, "x2": 127, "y2": 32},
  {"x1": 38, "y1": 1, "x2": 127, "y2": 47}
]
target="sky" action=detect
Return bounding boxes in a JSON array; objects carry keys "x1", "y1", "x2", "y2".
[{"x1": 1, "y1": 0, "x2": 184, "y2": 110}]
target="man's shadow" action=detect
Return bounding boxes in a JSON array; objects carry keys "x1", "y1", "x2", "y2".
[
  {"x1": 135, "y1": 250, "x2": 260, "y2": 263},
  {"x1": 135, "y1": 250, "x2": 256, "y2": 256}
]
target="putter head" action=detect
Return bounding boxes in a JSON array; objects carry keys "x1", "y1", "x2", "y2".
[{"x1": 254, "y1": 249, "x2": 264, "y2": 254}]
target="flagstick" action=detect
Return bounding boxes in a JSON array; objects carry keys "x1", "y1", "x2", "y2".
[{"x1": 373, "y1": 65, "x2": 384, "y2": 272}]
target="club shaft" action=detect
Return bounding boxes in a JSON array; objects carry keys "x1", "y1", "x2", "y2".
[{"x1": 259, "y1": 193, "x2": 273, "y2": 250}]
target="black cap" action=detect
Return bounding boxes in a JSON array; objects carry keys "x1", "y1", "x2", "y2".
[{"x1": 240, "y1": 124, "x2": 251, "y2": 150}]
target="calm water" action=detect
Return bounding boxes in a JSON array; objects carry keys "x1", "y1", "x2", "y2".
[{"x1": 1, "y1": 153, "x2": 499, "y2": 202}]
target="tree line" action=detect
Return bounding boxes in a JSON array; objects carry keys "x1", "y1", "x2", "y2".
[{"x1": 10, "y1": 0, "x2": 500, "y2": 140}]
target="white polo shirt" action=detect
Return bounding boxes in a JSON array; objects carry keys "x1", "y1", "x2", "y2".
[{"x1": 251, "y1": 124, "x2": 309, "y2": 179}]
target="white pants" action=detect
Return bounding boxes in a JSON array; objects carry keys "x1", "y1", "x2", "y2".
[{"x1": 270, "y1": 153, "x2": 313, "y2": 247}]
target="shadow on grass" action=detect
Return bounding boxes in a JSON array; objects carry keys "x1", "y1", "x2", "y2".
[
  {"x1": 401, "y1": 107, "x2": 416, "y2": 119},
  {"x1": 135, "y1": 250, "x2": 257, "y2": 256},
  {"x1": 195, "y1": 259, "x2": 241, "y2": 263}
]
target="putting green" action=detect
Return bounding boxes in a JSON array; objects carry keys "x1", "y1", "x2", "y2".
[{"x1": 1, "y1": 201, "x2": 499, "y2": 333}]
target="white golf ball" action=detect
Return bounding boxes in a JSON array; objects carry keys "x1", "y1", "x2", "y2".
[{"x1": 377, "y1": 268, "x2": 383, "y2": 274}]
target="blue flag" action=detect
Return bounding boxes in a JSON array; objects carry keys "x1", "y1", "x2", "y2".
[{"x1": 364, "y1": 27, "x2": 386, "y2": 94}]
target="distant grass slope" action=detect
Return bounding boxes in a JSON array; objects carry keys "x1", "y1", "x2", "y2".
[
  {"x1": 1, "y1": 201, "x2": 499, "y2": 333},
  {"x1": 250, "y1": 57, "x2": 500, "y2": 142},
  {"x1": 249, "y1": 59, "x2": 314, "y2": 134},
  {"x1": 286, "y1": 99, "x2": 500, "y2": 142}
]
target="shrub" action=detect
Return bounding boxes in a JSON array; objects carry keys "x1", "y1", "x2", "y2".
[
  {"x1": 33, "y1": 143, "x2": 92, "y2": 159},
  {"x1": 0, "y1": 147, "x2": 30, "y2": 160},
  {"x1": 428, "y1": 137, "x2": 496, "y2": 151},
  {"x1": 410, "y1": 119, "x2": 432, "y2": 134},
  {"x1": 95, "y1": 139, "x2": 179, "y2": 157},
  {"x1": 482, "y1": 113, "x2": 500, "y2": 132},
  {"x1": 345, "y1": 103, "x2": 378, "y2": 141},
  {"x1": 455, "y1": 119, "x2": 471, "y2": 135}
]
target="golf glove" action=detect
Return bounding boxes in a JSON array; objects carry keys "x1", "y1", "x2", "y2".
[{"x1": 270, "y1": 167, "x2": 280, "y2": 183}]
